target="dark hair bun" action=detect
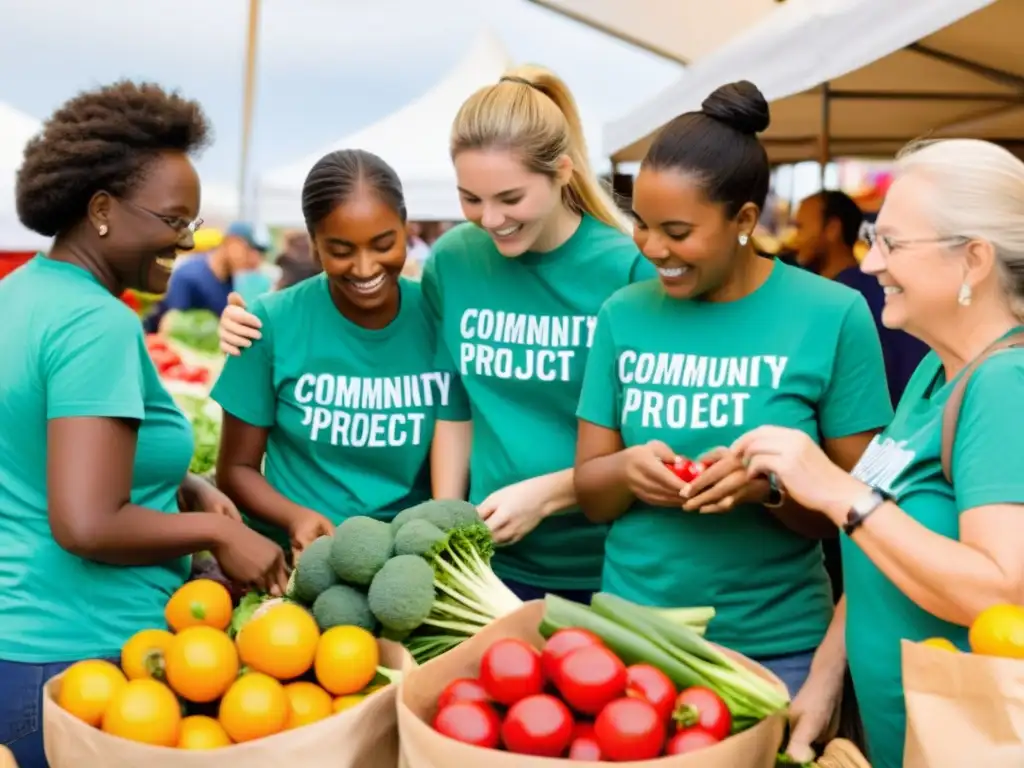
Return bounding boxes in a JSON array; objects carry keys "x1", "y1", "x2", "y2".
[{"x1": 701, "y1": 80, "x2": 770, "y2": 135}]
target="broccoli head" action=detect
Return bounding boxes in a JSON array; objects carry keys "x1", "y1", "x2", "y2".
[
  {"x1": 391, "y1": 499, "x2": 482, "y2": 533},
  {"x1": 394, "y1": 519, "x2": 446, "y2": 557},
  {"x1": 330, "y1": 516, "x2": 393, "y2": 586},
  {"x1": 292, "y1": 535, "x2": 338, "y2": 604},
  {"x1": 367, "y1": 554, "x2": 435, "y2": 633},
  {"x1": 312, "y1": 584, "x2": 377, "y2": 633}
]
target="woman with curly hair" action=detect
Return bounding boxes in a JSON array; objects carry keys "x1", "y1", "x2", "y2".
[{"x1": 0, "y1": 81, "x2": 287, "y2": 767}]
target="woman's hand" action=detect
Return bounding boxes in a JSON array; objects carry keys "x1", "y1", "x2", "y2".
[
  {"x1": 680, "y1": 447, "x2": 770, "y2": 513},
  {"x1": 219, "y1": 292, "x2": 261, "y2": 356},
  {"x1": 183, "y1": 475, "x2": 242, "y2": 521},
  {"x1": 784, "y1": 664, "x2": 845, "y2": 762},
  {"x1": 622, "y1": 441, "x2": 687, "y2": 507},
  {"x1": 732, "y1": 426, "x2": 867, "y2": 521},
  {"x1": 478, "y1": 477, "x2": 556, "y2": 545},
  {"x1": 288, "y1": 510, "x2": 335, "y2": 561},
  {"x1": 212, "y1": 522, "x2": 290, "y2": 596}
]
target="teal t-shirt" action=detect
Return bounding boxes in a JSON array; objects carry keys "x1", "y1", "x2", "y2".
[
  {"x1": 576, "y1": 262, "x2": 893, "y2": 657},
  {"x1": 423, "y1": 216, "x2": 654, "y2": 590},
  {"x1": 845, "y1": 340, "x2": 1024, "y2": 768},
  {"x1": 0, "y1": 257, "x2": 193, "y2": 662},
  {"x1": 211, "y1": 274, "x2": 441, "y2": 533}
]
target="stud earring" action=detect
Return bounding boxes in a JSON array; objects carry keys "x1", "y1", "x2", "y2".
[
  {"x1": 957, "y1": 282, "x2": 972, "y2": 307},
  {"x1": 98, "y1": 225, "x2": 108, "y2": 237},
  {"x1": 738, "y1": 233, "x2": 749, "y2": 246}
]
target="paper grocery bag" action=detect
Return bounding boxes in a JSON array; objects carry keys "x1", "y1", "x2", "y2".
[
  {"x1": 397, "y1": 601, "x2": 786, "y2": 768},
  {"x1": 903, "y1": 639, "x2": 1024, "y2": 767},
  {"x1": 44, "y1": 640, "x2": 413, "y2": 768}
]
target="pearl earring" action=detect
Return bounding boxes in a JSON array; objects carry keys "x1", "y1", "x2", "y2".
[
  {"x1": 98, "y1": 225, "x2": 108, "y2": 237},
  {"x1": 957, "y1": 282, "x2": 972, "y2": 307},
  {"x1": 738, "y1": 233, "x2": 749, "y2": 246}
]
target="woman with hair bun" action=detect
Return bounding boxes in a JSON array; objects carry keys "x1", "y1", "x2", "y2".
[{"x1": 574, "y1": 81, "x2": 893, "y2": 695}]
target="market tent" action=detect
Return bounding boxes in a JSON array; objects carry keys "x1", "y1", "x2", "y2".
[
  {"x1": 257, "y1": 31, "x2": 513, "y2": 225},
  {"x1": 603, "y1": 0, "x2": 1019, "y2": 165},
  {"x1": 526, "y1": 0, "x2": 782, "y2": 64},
  {"x1": 0, "y1": 102, "x2": 49, "y2": 251}
]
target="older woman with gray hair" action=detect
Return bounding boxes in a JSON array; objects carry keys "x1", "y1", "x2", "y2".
[{"x1": 731, "y1": 138, "x2": 1024, "y2": 768}]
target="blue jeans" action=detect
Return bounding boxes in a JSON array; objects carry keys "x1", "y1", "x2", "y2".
[
  {"x1": 754, "y1": 649, "x2": 816, "y2": 698},
  {"x1": 503, "y1": 578, "x2": 595, "y2": 605},
  {"x1": 0, "y1": 658, "x2": 84, "y2": 768}
]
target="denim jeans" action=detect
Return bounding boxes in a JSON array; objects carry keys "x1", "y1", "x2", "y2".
[
  {"x1": 502, "y1": 578, "x2": 595, "y2": 606},
  {"x1": 0, "y1": 658, "x2": 86, "y2": 768},
  {"x1": 754, "y1": 649, "x2": 816, "y2": 698}
]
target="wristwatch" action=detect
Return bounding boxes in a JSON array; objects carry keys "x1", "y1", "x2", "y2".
[{"x1": 841, "y1": 487, "x2": 893, "y2": 536}]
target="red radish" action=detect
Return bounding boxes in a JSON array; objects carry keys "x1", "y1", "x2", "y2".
[
  {"x1": 555, "y1": 645, "x2": 628, "y2": 715},
  {"x1": 501, "y1": 694, "x2": 574, "y2": 757},
  {"x1": 433, "y1": 701, "x2": 501, "y2": 749},
  {"x1": 541, "y1": 628, "x2": 603, "y2": 682},
  {"x1": 664, "y1": 457, "x2": 706, "y2": 483},
  {"x1": 479, "y1": 639, "x2": 544, "y2": 706},
  {"x1": 437, "y1": 678, "x2": 490, "y2": 711},
  {"x1": 625, "y1": 664, "x2": 678, "y2": 722}
]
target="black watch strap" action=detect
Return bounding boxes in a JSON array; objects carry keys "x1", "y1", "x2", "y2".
[{"x1": 842, "y1": 487, "x2": 892, "y2": 536}]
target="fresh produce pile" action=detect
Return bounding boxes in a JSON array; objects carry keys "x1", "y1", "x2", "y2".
[
  {"x1": 921, "y1": 602, "x2": 1024, "y2": 658},
  {"x1": 287, "y1": 500, "x2": 524, "y2": 663},
  {"x1": 428, "y1": 593, "x2": 786, "y2": 761},
  {"x1": 173, "y1": 394, "x2": 222, "y2": 476},
  {"x1": 164, "y1": 309, "x2": 223, "y2": 356},
  {"x1": 54, "y1": 579, "x2": 397, "y2": 750},
  {"x1": 146, "y1": 334, "x2": 212, "y2": 386}
]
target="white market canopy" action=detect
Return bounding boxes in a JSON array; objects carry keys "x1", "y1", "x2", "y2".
[
  {"x1": 258, "y1": 31, "x2": 513, "y2": 225},
  {"x1": 526, "y1": 0, "x2": 783, "y2": 65},
  {"x1": 603, "y1": 0, "x2": 1022, "y2": 165},
  {"x1": 0, "y1": 102, "x2": 49, "y2": 250}
]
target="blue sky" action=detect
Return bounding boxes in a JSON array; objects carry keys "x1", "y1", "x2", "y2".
[{"x1": 0, "y1": 0, "x2": 681, "y2": 189}]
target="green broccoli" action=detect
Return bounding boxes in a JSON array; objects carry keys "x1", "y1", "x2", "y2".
[
  {"x1": 367, "y1": 555, "x2": 436, "y2": 633},
  {"x1": 312, "y1": 584, "x2": 377, "y2": 633},
  {"x1": 393, "y1": 519, "x2": 446, "y2": 557},
  {"x1": 391, "y1": 499, "x2": 481, "y2": 532},
  {"x1": 330, "y1": 516, "x2": 393, "y2": 586},
  {"x1": 292, "y1": 535, "x2": 338, "y2": 604}
]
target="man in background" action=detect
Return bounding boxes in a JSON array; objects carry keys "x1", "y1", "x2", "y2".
[
  {"x1": 145, "y1": 221, "x2": 269, "y2": 333},
  {"x1": 792, "y1": 191, "x2": 928, "y2": 407},
  {"x1": 275, "y1": 231, "x2": 321, "y2": 290}
]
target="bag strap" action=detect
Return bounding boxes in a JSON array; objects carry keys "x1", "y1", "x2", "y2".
[{"x1": 941, "y1": 330, "x2": 1024, "y2": 482}]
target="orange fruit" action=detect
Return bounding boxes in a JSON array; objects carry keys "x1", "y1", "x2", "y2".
[
  {"x1": 121, "y1": 628, "x2": 174, "y2": 680},
  {"x1": 56, "y1": 659, "x2": 127, "y2": 726},
  {"x1": 165, "y1": 579, "x2": 233, "y2": 632},
  {"x1": 164, "y1": 626, "x2": 239, "y2": 703},
  {"x1": 237, "y1": 603, "x2": 320, "y2": 681},
  {"x1": 921, "y1": 637, "x2": 959, "y2": 652},
  {"x1": 101, "y1": 679, "x2": 181, "y2": 747},
  {"x1": 177, "y1": 715, "x2": 232, "y2": 749},
  {"x1": 218, "y1": 672, "x2": 289, "y2": 743},
  {"x1": 970, "y1": 604, "x2": 1024, "y2": 658},
  {"x1": 314, "y1": 626, "x2": 379, "y2": 696},
  {"x1": 333, "y1": 694, "x2": 365, "y2": 713},
  {"x1": 284, "y1": 681, "x2": 333, "y2": 729}
]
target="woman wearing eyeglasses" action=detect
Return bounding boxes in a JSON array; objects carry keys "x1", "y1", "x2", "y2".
[
  {"x1": 742, "y1": 139, "x2": 1024, "y2": 768},
  {"x1": 0, "y1": 82, "x2": 287, "y2": 768}
]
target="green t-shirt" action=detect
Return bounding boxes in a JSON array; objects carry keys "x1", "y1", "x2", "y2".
[
  {"x1": 845, "y1": 341, "x2": 1024, "y2": 768},
  {"x1": 577, "y1": 262, "x2": 893, "y2": 657},
  {"x1": 423, "y1": 216, "x2": 654, "y2": 590},
  {"x1": 0, "y1": 257, "x2": 193, "y2": 662},
  {"x1": 211, "y1": 274, "x2": 440, "y2": 535}
]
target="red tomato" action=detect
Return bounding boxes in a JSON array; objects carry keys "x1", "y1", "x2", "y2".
[
  {"x1": 150, "y1": 349, "x2": 181, "y2": 373},
  {"x1": 594, "y1": 698, "x2": 665, "y2": 762},
  {"x1": 479, "y1": 639, "x2": 544, "y2": 706},
  {"x1": 541, "y1": 628, "x2": 603, "y2": 681},
  {"x1": 501, "y1": 694, "x2": 574, "y2": 757},
  {"x1": 433, "y1": 700, "x2": 501, "y2": 749},
  {"x1": 664, "y1": 457, "x2": 706, "y2": 483},
  {"x1": 568, "y1": 735, "x2": 602, "y2": 760},
  {"x1": 437, "y1": 678, "x2": 490, "y2": 711},
  {"x1": 555, "y1": 645, "x2": 627, "y2": 715},
  {"x1": 183, "y1": 365, "x2": 210, "y2": 384},
  {"x1": 625, "y1": 664, "x2": 678, "y2": 722},
  {"x1": 666, "y1": 727, "x2": 720, "y2": 754},
  {"x1": 673, "y1": 686, "x2": 732, "y2": 741},
  {"x1": 145, "y1": 334, "x2": 168, "y2": 352}
]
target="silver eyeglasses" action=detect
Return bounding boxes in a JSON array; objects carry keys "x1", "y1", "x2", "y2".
[{"x1": 859, "y1": 220, "x2": 970, "y2": 258}]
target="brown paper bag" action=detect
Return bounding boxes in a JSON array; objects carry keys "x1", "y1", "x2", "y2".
[
  {"x1": 397, "y1": 601, "x2": 786, "y2": 767},
  {"x1": 903, "y1": 639, "x2": 1024, "y2": 767},
  {"x1": 44, "y1": 640, "x2": 412, "y2": 768}
]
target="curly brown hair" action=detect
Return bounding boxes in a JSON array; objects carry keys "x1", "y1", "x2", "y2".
[{"x1": 16, "y1": 80, "x2": 211, "y2": 237}]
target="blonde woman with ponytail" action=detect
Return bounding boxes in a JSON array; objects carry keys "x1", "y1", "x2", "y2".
[
  {"x1": 425, "y1": 66, "x2": 652, "y2": 602},
  {"x1": 217, "y1": 66, "x2": 652, "y2": 602}
]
